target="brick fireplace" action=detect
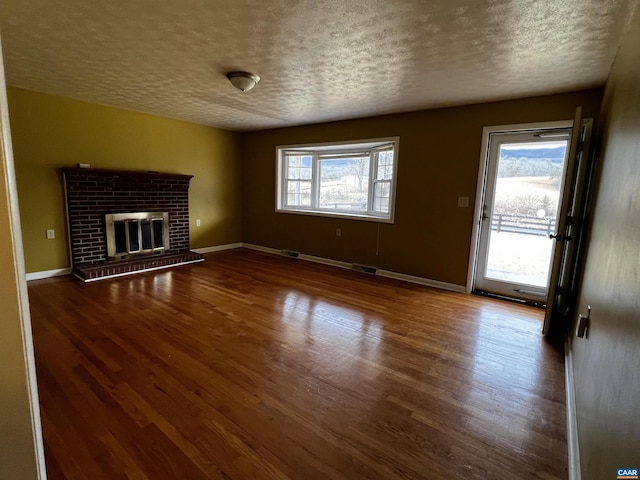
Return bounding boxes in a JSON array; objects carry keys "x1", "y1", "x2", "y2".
[{"x1": 63, "y1": 167, "x2": 203, "y2": 281}]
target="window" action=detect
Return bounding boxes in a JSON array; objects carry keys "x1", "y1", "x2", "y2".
[{"x1": 276, "y1": 138, "x2": 399, "y2": 222}]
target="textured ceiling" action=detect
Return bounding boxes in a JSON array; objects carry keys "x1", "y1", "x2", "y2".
[{"x1": 0, "y1": 0, "x2": 638, "y2": 131}]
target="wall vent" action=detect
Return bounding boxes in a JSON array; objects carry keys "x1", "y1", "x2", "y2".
[
  {"x1": 280, "y1": 249, "x2": 300, "y2": 258},
  {"x1": 351, "y1": 263, "x2": 378, "y2": 275}
]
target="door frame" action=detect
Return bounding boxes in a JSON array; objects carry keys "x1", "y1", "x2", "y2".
[
  {"x1": 0, "y1": 36, "x2": 47, "y2": 478},
  {"x1": 466, "y1": 120, "x2": 574, "y2": 295},
  {"x1": 544, "y1": 112, "x2": 594, "y2": 334},
  {"x1": 473, "y1": 129, "x2": 572, "y2": 301}
]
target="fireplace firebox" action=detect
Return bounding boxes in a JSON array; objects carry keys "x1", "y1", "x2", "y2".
[{"x1": 105, "y1": 212, "x2": 170, "y2": 260}]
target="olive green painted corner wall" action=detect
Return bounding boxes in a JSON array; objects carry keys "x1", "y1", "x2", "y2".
[
  {"x1": 241, "y1": 89, "x2": 603, "y2": 286},
  {"x1": 570, "y1": 11, "x2": 640, "y2": 480},
  {"x1": 7, "y1": 87, "x2": 242, "y2": 273}
]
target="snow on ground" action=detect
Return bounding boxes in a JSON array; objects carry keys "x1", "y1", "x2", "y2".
[{"x1": 485, "y1": 231, "x2": 554, "y2": 287}]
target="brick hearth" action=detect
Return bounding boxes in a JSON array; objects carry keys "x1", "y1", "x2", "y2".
[{"x1": 63, "y1": 167, "x2": 203, "y2": 281}]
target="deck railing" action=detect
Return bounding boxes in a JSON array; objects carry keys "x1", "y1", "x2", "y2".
[{"x1": 491, "y1": 214, "x2": 556, "y2": 236}]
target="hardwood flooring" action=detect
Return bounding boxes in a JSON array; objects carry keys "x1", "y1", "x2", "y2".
[{"x1": 28, "y1": 249, "x2": 567, "y2": 479}]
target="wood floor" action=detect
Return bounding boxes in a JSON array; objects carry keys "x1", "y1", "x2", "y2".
[{"x1": 28, "y1": 249, "x2": 567, "y2": 480}]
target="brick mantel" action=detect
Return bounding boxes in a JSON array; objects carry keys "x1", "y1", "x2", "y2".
[{"x1": 63, "y1": 167, "x2": 202, "y2": 280}]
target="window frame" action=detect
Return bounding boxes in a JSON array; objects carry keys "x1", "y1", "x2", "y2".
[{"x1": 276, "y1": 137, "x2": 400, "y2": 223}]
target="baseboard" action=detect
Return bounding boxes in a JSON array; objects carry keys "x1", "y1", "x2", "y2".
[
  {"x1": 565, "y1": 335, "x2": 581, "y2": 480},
  {"x1": 377, "y1": 270, "x2": 466, "y2": 293},
  {"x1": 26, "y1": 267, "x2": 72, "y2": 281},
  {"x1": 242, "y1": 243, "x2": 280, "y2": 255},
  {"x1": 298, "y1": 253, "x2": 352, "y2": 270},
  {"x1": 242, "y1": 243, "x2": 466, "y2": 294},
  {"x1": 193, "y1": 243, "x2": 243, "y2": 254}
]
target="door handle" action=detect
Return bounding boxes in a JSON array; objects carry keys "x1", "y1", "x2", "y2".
[
  {"x1": 549, "y1": 233, "x2": 563, "y2": 241},
  {"x1": 481, "y1": 204, "x2": 489, "y2": 221}
]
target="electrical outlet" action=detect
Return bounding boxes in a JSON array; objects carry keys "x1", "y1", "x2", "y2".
[
  {"x1": 196, "y1": 219, "x2": 201, "y2": 227},
  {"x1": 336, "y1": 228, "x2": 341, "y2": 237},
  {"x1": 46, "y1": 229, "x2": 55, "y2": 239},
  {"x1": 457, "y1": 197, "x2": 470, "y2": 207}
]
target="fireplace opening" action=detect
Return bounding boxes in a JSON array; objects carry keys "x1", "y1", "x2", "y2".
[{"x1": 106, "y1": 212, "x2": 169, "y2": 260}]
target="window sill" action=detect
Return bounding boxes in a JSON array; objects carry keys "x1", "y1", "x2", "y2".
[{"x1": 276, "y1": 208, "x2": 394, "y2": 224}]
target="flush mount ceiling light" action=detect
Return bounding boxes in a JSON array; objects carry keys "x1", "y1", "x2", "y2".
[{"x1": 226, "y1": 71, "x2": 260, "y2": 92}]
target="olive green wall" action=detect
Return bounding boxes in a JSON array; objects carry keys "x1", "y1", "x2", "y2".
[
  {"x1": 570, "y1": 11, "x2": 640, "y2": 480},
  {"x1": 241, "y1": 89, "x2": 603, "y2": 286},
  {"x1": 7, "y1": 87, "x2": 242, "y2": 273}
]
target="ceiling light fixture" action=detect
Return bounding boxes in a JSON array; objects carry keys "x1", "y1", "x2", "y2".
[{"x1": 226, "y1": 71, "x2": 260, "y2": 92}]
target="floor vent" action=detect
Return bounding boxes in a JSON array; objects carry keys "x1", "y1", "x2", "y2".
[
  {"x1": 280, "y1": 249, "x2": 300, "y2": 258},
  {"x1": 351, "y1": 263, "x2": 378, "y2": 275}
]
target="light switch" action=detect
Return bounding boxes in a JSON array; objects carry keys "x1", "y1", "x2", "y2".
[
  {"x1": 457, "y1": 196, "x2": 470, "y2": 207},
  {"x1": 46, "y1": 229, "x2": 55, "y2": 239}
]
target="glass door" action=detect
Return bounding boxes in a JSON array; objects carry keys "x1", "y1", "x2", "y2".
[{"x1": 474, "y1": 129, "x2": 571, "y2": 302}]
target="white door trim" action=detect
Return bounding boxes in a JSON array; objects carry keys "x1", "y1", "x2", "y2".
[
  {"x1": 466, "y1": 120, "x2": 573, "y2": 294},
  {"x1": 0, "y1": 38, "x2": 47, "y2": 477}
]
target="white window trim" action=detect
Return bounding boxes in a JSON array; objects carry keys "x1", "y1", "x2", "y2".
[{"x1": 275, "y1": 137, "x2": 400, "y2": 224}]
